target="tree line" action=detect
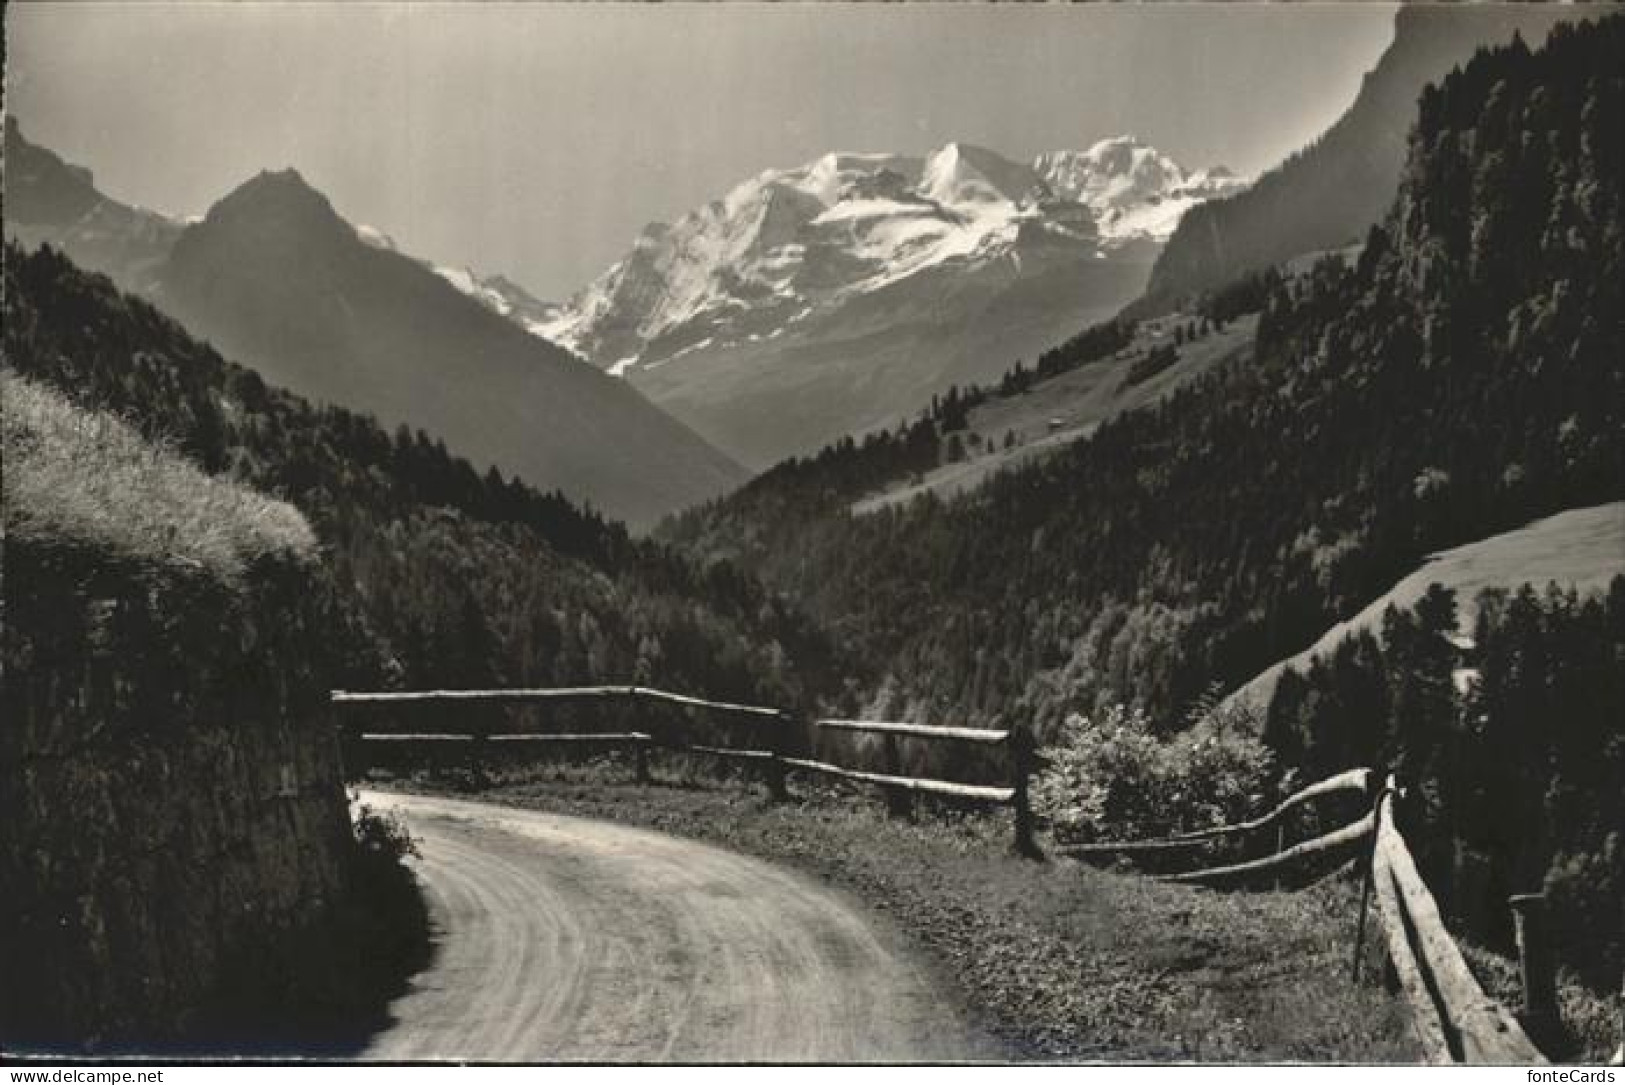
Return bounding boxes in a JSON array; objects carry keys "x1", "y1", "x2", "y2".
[{"x1": 3, "y1": 242, "x2": 848, "y2": 713}]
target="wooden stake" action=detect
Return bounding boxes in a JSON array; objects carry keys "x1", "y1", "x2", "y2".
[
  {"x1": 1351, "y1": 780, "x2": 1386, "y2": 982},
  {"x1": 1010, "y1": 724, "x2": 1041, "y2": 859},
  {"x1": 1509, "y1": 892, "x2": 1557, "y2": 1046},
  {"x1": 881, "y1": 732, "x2": 914, "y2": 820},
  {"x1": 765, "y1": 712, "x2": 790, "y2": 802},
  {"x1": 1275, "y1": 821, "x2": 1287, "y2": 890}
]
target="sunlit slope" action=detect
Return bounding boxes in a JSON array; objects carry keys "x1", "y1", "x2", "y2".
[{"x1": 1225, "y1": 503, "x2": 1625, "y2": 714}]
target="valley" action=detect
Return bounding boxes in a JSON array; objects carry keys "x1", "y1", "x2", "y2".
[{"x1": 543, "y1": 137, "x2": 1236, "y2": 467}]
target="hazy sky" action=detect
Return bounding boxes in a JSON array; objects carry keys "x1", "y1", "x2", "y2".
[{"x1": 9, "y1": 3, "x2": 1398, "y2": 299}]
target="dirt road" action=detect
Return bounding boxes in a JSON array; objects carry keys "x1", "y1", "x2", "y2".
[{"x1": 355, "y1": 790, "x2": 984, "y2": 1062}]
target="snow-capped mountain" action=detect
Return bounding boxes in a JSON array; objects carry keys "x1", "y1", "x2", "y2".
[
  {"x1": 430, "y1": 265, "x2": 565, "y2": 342},
  {"x1": 542, "y1": 137, "x2": 1243, "y2": 379},
  {"x1": 1034, "y1": 137, "x2": 1245, "y2": 243},
  {"x1": 538, "y1": 137, "x2": 1245, "y2": 467},
  {"x1": 354, "y1": 223, "x2": 569, "y2": 344}
]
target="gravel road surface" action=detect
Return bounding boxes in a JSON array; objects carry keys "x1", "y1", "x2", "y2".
[{"x1": 355, "y1": 790, "x2": 980, "y2": 1062}]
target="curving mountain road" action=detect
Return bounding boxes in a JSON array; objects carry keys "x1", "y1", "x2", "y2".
[{"x1": 355, "y1": 791, "x2": 983, "y2": 1063}]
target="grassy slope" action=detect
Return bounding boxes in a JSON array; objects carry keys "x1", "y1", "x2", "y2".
[
  {"x1": 387, "y1": 769, "x2": 1417, "y2": 1062},
  {"x1": 1225, "y1": 502, "x2": 1625, "y2": 713},
  {"x1": 1, "y1": 370, "x2": 314, "y2": 581},
  {"x1": 853, "y1": 313, "x2": 1257, "y2": 515}
]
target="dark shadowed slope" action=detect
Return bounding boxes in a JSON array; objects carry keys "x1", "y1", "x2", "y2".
[
  {"x1": 1135, "y1": 4, "x2": 1579, "y2": 314},
  {"x1": 3, "y1": 123, "x2": 748, "y2": 527},
  {"x1": 355, "y1": 792, "x2": 986, "y2": 1063},
  {"x1": 145, "y1": 170, "x2": 745, "y2": 527}
]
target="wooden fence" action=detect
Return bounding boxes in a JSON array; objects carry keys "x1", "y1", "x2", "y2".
[
  {"x1": 331, "y1": 685, "x2": 1038, "y2": 855},
  {"x1": 1065, "y1": 767, "x2": 1551, "y2": 1065}
]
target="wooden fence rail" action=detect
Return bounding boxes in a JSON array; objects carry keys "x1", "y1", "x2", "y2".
[
  {"x1": 1060, "y1": 765, "x2": 1372, "y2": 864},
  {"x1": 359, "y1": 732, "x2": 653, "y2": 744},
  {"x1": 780, "y1": 756, "x2": 1016, "y2": 804},
  {"x1": 332, "y1": 686, "x2": 1038, "y2": 855},
  {"x1": 813, "y1": 718, "x2": 1011, "y2": 744},
  {"x1": 333, "y1": 685, "x2": 784, "y2": 719},
  {"x1": 1086, "y1": 766, "x2": 1549, "y2": 1064},
  {"x1": 1172, "y1": 767, "x2": 1372, "y2": 842},
  {"x1": 1059, "y1": 765, "x2": 1555, "y2": 1063},
  {"x1": 1160, "y1": 810, "x2": 1376, "y2": 889},
  {"x1": 1368, "y1": 775, "x2": 1546, "y2": 1064}
]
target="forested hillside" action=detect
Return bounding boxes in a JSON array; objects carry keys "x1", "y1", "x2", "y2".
[
  {"x1": 3, "y1": 244, "x2": 845, "y2": 712},
  {"x1": 665, "y1": 17, "x2": 1624, "y2": 737}
]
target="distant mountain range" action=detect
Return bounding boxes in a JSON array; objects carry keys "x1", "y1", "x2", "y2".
[
  {"x1": 1136, "y1": 3, "x2": 1581, "y2": 314},
  {"x1": 3, "y1": 120, "x2": 746, "y2": 527},
  {"x1": 539, "y1": 136, "x2": 1245, "y2": 466}
]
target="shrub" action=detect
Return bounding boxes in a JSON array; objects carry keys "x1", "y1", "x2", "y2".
[
  {"x1": 352, "y1": 802, "x2": 421, "y2": 867},
  {"x1": 1033, "y1": 704, "x2": 1275, "y2": 843}
]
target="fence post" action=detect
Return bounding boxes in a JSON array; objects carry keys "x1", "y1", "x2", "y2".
[
  {"x1": 1351, "y1": 773, "x2": 1389, "y2": 982},
  {"x1": 1508, "y1": 892, "x2": 1558, "y2": 1047},
  {"x1": 633, "y1": 737, "x2": 650, "y2": 786},
  {"x1": 1274, "y1": 820, "x2": 1288, "y2": 890},
  {"x1": 881, "y1": 732, "x2": 915, "y2": 820},
  {"x1": 469, "y1": 730, "x2": 490, "y2": 789},
  {"x1": 765, "y1": 711, "x2": 790, "y2": 802},
  {"x1": 1010, "y1": 723, "x2": 1041, "y2": 859}
]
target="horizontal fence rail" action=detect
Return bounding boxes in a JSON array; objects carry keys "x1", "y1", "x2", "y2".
[
  {"x1": 332, "y1": 685, "x2": 1038, "y2": 855},
  {"x1": 1160, "y1": 811, "x2": 1375, "y2": 888},
  {"x1": 1173, "y1": 767, "x2": 1373, "y2": 842},
  {"x1": 813, "y1": 718, "x2": 1011, "y2": 744},
  {"x1": 359, "y1": 732, "x2": 653, "y2": 744},
  {"x1": 781, "y1": 756, "x2": 1016, "y2": 804},
  {"x1": 333, "y1": 685, "x2": 784, "y2": 719},
  {"x1": 1064, "y1": 836, "x2": 1217, "y2": 857},
  {"x1": 1059, "y1": 765, "x2": 1373, "y2": 865}
]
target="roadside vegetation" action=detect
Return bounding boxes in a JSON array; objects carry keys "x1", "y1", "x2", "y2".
[{"x1": 1, "y1": 370, "x2": 314, "y2": 581}]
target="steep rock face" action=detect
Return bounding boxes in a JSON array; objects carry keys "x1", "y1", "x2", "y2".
[
  {"x1": 1137, "y1": 3, "x2": 1580, "y2": 313},
  {"x1": 2, "y1": 117, "x2": 181, "y2": 287},
  {"x1": 148, "y1": 169, "x2": 746, "y2": 526},
  {"x1": 543, "y1": 138, "x2": 1242, "y2": 467},
  {"x1": 0, "y1": 544, "x2": 352, "y2": 1049}
]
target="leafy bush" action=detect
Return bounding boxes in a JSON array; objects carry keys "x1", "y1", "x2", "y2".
[
  {"x1": 1032, "y1": 704, "x2": 1275, "y2": 843},
  {"x1": 352, "y1": 802, "x2": 421, "y2": 867}
]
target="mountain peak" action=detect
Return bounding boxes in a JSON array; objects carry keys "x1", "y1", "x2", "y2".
[
  {"x1": 546, "y1": 135, "x2": 1247, "y2": 381},
  {"x1": 920, "y1": 141, "x2": 1039, "y2": 205},
  {"x1": 203, "y1": 167, "x2": 342, "y2": 233}
]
